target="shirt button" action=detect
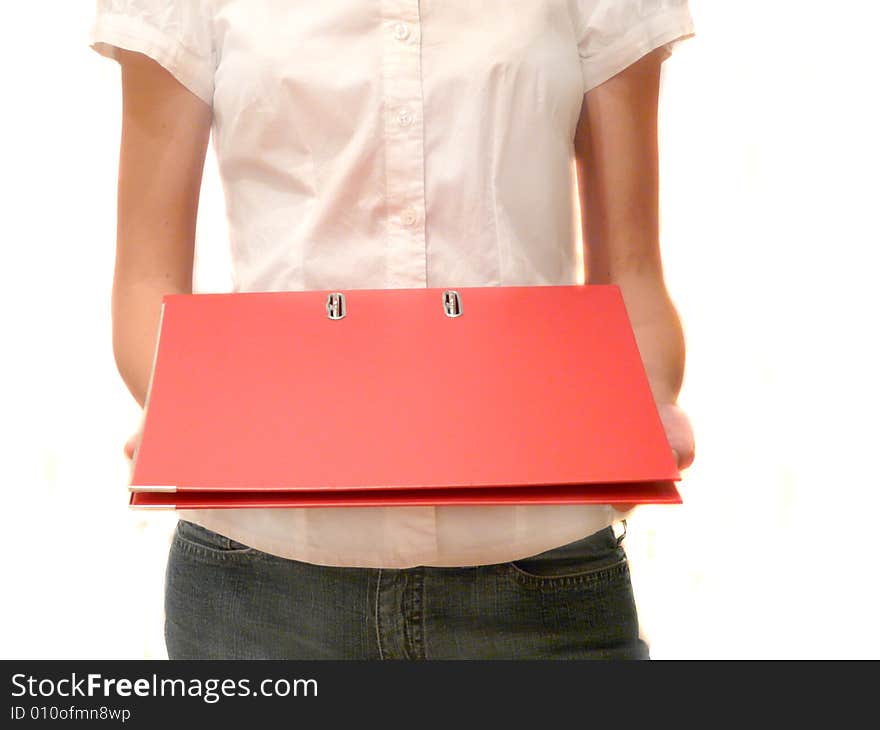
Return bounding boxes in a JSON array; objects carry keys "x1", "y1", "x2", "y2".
[
  {"x1": 397, "y1": 107, "x2": 413, "y2": 127},
  {"x1": 392, "y1": 22, "x2": 409, "y2": 41},
  {"x1": 399, "y1": 208, "x2": 418, "y2": 226}
]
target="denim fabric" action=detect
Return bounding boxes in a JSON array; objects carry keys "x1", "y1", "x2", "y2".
[{"x1": 164, "y1": 519, "x2": 649, "y2": 660}]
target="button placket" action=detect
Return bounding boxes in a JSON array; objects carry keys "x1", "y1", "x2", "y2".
[{"x1": 381, "y1": 0, "x2": 427, "y2": 288}]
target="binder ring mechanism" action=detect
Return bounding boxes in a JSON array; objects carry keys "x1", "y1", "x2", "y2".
[
  {"x1": 443, "y1": 290, "x2": 462, "y2": 317},
  {"x1": 326, "y1": 292, "x2": 346, "y2": 319},
  {"x1": 325, "y1": 290, "x2": 463, "y2": 319}
]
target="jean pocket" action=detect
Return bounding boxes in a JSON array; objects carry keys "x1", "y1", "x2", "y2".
[
  {"x1": 173, "y1": 519, "x2": 255, "y2": 559},
  {"x1": 504, "y1": 526, "x2": 628, "y2": 589}
]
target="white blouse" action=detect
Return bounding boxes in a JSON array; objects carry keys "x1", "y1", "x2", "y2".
[{"x1": 88, "y1": 0, "x2": 694, "y2": 568}]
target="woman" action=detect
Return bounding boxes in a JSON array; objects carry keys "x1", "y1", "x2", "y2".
[{"x1": 89, "y1": 0, "x2": 696, "y2": 659}]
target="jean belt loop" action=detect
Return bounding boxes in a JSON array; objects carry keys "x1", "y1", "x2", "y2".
[{"x1": 614, "y1": 519, "x2": 627, "y2": 547}]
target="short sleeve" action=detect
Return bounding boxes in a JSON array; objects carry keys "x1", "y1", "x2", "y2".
[
  {"x1": 573, "y1": 0, "x2": 696, "y2": 94},
  {"x1": 87, "y1": 0, "x2": 216, "y2": 106}
]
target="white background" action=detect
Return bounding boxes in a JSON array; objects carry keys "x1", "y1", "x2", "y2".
[{"x1": 1, "y1": 1, "x2": 878, "y2": 659}]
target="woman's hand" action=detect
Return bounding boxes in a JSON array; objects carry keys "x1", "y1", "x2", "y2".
[
  {"x1": 124, "y1": 415, "x2": 145, "y2": 478},
  {"x1": 611, "y1": 402, "x2": 695, "y2": 515},
  {"x1": 658, "y1": 402, "x2": 695, "y2": 471}
]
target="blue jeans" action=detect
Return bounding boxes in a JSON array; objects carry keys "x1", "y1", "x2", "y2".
[{"x1": 164, "y1": 519, "x2": 649, "y2": 659}]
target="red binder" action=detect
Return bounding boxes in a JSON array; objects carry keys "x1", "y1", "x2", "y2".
[{"x1": 128, "y1": 285, "x2": 681, "y2": 509}]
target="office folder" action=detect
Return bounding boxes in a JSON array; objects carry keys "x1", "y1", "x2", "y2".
[{"x1": 128, "y1": 285, "x2": 682, "y2": 509}]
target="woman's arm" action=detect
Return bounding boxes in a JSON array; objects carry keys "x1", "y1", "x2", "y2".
[
  {"x1": 110, "y1": 48, "x2": 213, "y2": 408},
  {"x1": 575, "y1": 46, "x2": 694, "y2": 470},
  {"x1": 575, "y1": 46, "x2": 685, "y2": 407}
]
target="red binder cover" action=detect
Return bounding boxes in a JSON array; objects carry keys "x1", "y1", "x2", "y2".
[{"x1": 128, "y1": 285, "x2": 681, "y2": 508}]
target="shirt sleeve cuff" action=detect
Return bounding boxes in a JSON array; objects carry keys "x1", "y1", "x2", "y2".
[
  {"x1": 88, "y1": 13, "x2": 215, "y2": 106},
  {"x1": 580, "y1": 6, "x2": 695, "y2": 95}
]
